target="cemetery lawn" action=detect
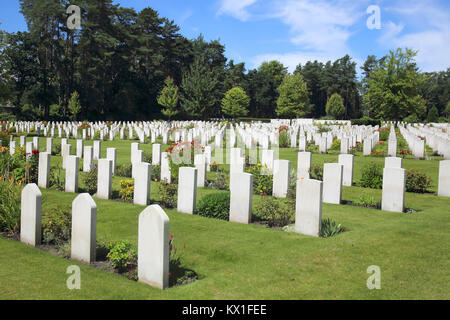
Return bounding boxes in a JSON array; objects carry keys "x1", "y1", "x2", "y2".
[{"x1": 1, "y1": 138, "x2": 449, "y2": 299}]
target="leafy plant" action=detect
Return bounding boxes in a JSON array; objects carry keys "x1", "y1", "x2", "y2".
[
  {"x1": 406, "y1": 170, "x2": 432, "y2": 193},
  {"x1": 106, "y1": 240, "x2": 137, "y2": 272},
  {"x1": 253, "y1": 197, "x2": 294, "y2": 228},
  {"x1": 195, "y1": 192, "x2": 230, "y2": 221},
  {"x1": 49, "y1": 164, "x2": 65, "y2": 191},
  {"x1": 119, "y1": 179, "x2": 134, "y2": 202},
  {"x1": 208, "y1": 171, "x2": 229, "y2": 190},
  {"x1": 0, "y1": 179, "x2": 23, "y2": 234},
  {"x1": 42, "y1": 206, "x2": 72, "y2": 245},
  {"x1": 246, "y1": 164, "x2": 273, "y2": 195},
  {"x1": 354, "y1": 191, "x2": 378, "y2": 208},
  {"x1": 159, "y1": 182, "x2": 177, "y2": 208},
  {"x1": 116, "y1": 163, "x2": 132, "y2": 177},
  {"x1": 360, "y1": 163, "x2": 383, "y2": 189},
  {"x1": 309, "y1": 164, "x2": 323, "y2": 181},
  {"x1": 320, "y1": 218, "x2": 345, "y2": 238},
  {"x1": 81, "y1": 164, "x2": 98, "y2": 194}
]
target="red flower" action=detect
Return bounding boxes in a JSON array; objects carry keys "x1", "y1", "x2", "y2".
[{"x1": 32, "y1": 149, "x2": 39, "y2": 155}]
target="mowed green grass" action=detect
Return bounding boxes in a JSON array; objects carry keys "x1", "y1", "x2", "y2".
[{"x1": 1, "y1": 137, "x2": 449, "y2": 299}]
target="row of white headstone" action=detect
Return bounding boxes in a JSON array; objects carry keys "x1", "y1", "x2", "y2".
[{"x1": 20, "y1": 184, "x2": 171, "y2": 289}]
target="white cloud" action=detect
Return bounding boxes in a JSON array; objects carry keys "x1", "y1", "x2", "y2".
[
  {"x1": 380, "y1": 1, "x2": 450, "y2": 71},
  {"x1": 217, "y1": 0, "x2": 259, "y2": 21}
]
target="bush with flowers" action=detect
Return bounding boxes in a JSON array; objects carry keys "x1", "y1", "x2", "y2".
[
  {"x1": 0, "y1": 177, "x2": 24, "y2": 235},
  {"x1": 246, "y1": 163, "x2": 273, "y2": 196}
]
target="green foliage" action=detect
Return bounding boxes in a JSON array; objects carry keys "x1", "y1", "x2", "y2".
[
  {"x1": 119, "y1": 179, "x2": 134, "y2": 202},
  {"x1": 365, "y1": 48, "x2": 427, "y2": 120},
  {"x1": 0, "y1": 179, "x2": 23, "y2": 234},
  {"x1": 158, "y1": 77, "x2": 180, "y2": 120},
  {"x1": 320, "y1": 218, "x2": 345, "y2": 238},
  {"x1": 49, "y1": 164, "x2": 64, "y2": 191},
  {"x1": 426, "y1": 106, "x2": 439, "y2": 123},
  {"x1": 278, "y1": 130, "x2": 289, "y2": 148},
  {"x1": 406, "y1": 170, "x2": 432, "y2": 193},
  {"x1": 246, "y1": 164, "x2": 273, "y2": 195},
  {"x1": 181, "y1": 57, "x2": 219, "y2": 119},
  {"x1": 208, "y1": 171, "x2": 229, "y2": 190},
  {"x1": 253, "y1": 197, "x2": 294, "y2": 227},
  {"x1": 68, "y1": 91, "x2": 82, "y2": 120},
  {"x1": 52, "y1": 142, "x2": 61, "y2": 155},
  {"x1": 378, "y1": 127, "x2": 390, "y2": 141},
  {"x1": 221, "y1": 87, "x2": 249, "y2": 118},
  {"x1": 354, "y1": 191, "x2": 378, "y2": 208},
  {"x1": 42, "y1": 206, "x2": 71, "y2": 245},
  {"x1": 195, "y1": 193, "x2": 230, "y2": 221},
  {"x1": 309, "y1": 164, "x2": 323, "y2": 181},
  {"x1": 106, "y1": 240, "x2": 137, "y2": 271},
  {"x1": 116, "y1": 164, "x2": 132, "y2": 178},
  {"x1": 360, "y1": 163, "x2": 383, "y2": 189},
  {"x1": 275, "y1": 73, "x2": 309, "y2": 118},
  {"x1": 351, "y1": 117, "x2": 381, "y2": 126},
  {"x1": 326, "y1": 93, "x2": 346, "y2": 119},
  {"x1": 81, "y1": 164, "x2": 98, "y2": 195},
  {"x1": 329, "y1": 138, "x2": 341, "y2": 152},
  {"x1": 159, "y1": 182, "x2": 177, "y2": 208}
]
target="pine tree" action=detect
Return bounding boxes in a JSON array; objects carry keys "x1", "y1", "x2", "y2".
[
  {"x1": 158, "y1": 77, "x2": 179, "y2": 120},
  {"x1": 326, "y1": 93, "x2": 345, "y2": 119},
  {"x1": 68, "y1": 91, "x2": 82, "y2": 120}
]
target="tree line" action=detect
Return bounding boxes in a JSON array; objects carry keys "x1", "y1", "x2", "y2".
[{"x1": 0, "y1": 0, "x2": 448, "y2": 122}]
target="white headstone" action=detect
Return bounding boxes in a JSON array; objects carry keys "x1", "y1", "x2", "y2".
[
  {"x1": 273, "y1": 159, "x2": 290, "y2": 198},
  {"x1": 338, "y1": 154, "x2": 354, "y2": 187},
  {"x1": 381, "y1": 167, "x2": 406, "y2": 212},
  {"x1": 20, "y1": 184, "x2": 42, "y2": 246},
  {"x1": 65, "y1": 155, "x2": 79, "y2": 193},
  {"x1": 229, "y1": 172, "x2": 253, "y2": 224},
  {"x1": 295, "y1": 179, "x2": 322, "y2": 237},
  {"x1": 134, "y1": 162, "x2": 151, "y2": 206},
  {"x1": 438, "y1": 160, "x2": 450, "y2": 197},
  {"x1": 177, "y1": 167, "x2": 197, "y2": 214},
  {"x1": 322, "y1": 163, "x2": 343, "y2": 204},
  {"x1": 138, "y1": 204, "x2": 170, "y2": 289},
  {"x1": 38, "y1": 152, "x2": 51, "y2": 189},
  {"x1": 71, "y1": 193, "x2": 97, "y2": 263},
  {"x1": 97, "y1": 159, "x2": 113, "y2": 199}
]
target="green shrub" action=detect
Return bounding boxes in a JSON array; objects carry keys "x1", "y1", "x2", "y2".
[
  {"x1": 351, "y1": 117, "x2": 381, "y2": 126},
  {"x1": 106, "y1": 240, "x2": 137, "y2": 271},
  {"x1": 116, "y1": 163, "x2": 132, "y2": 177},
  {"x1": 246, "y1": 164, "x2": 273, "y2": 195},
  {"x1": 42, "y1": 206, "x2": 71, "y2": 245},
  {"x1": 195, "y1": 193, "x2": 230, "y2": 221},
  {"x1": 329, "y1": 138, "x2": 341, "y2": 152},
  {"x1": 406, "y1": 170, "x2": 432, "y2": 193},
  {"x1": 81, "y1": 164, "x2": 98, "y2": 194},
  {"x1": 143, "y1": 151, "x2": 152, "y2": 163},
  {"x1": 0, "y1": 179, "x2": 23, "y2": 234},
  {"x1": 354, "y1": 191, "x2": 378, "y2": 208},
  {"x1": 208, "y1": 171, "x2": 229, "y2": 190},
  {"x1": 278, "y1": 131, "x2": 289, "y2": 148},
  {"x1": 152, "y1": 164, "x2": 161, "y2": 182},
  {"x1": 286, "y1": 169, "x2": 297, "y2": 200},
  {"x1": 317, "y1": 125, "x2": 331, "y2": 133},
  {"x1": 52, "y1": 142, "x2": 61, "y2": 156},
  {"x1": 49, "y1": 164, "x2": 65, "y2": 191},
  {"x1": 159, "y1": 182, "x2": 177, "y2": 208},
  {"x1": 320, "y1": 218, "x2": 345, "y2": 238},
  {"x1": 360, "y1": 163, "x2": 383, "y2": 189},
  {"x1": 378, "y1": 128, "x2": 390, "y2": 141},
  {"x1": 309, "y1": 164, "x2": 323, "y2": 181},
  {"x1": 119, "y1": 179, "x2": 134, "y2": 202},
  {"x1": 253, "y1": 197, "x2": 294, "y2": 227}
]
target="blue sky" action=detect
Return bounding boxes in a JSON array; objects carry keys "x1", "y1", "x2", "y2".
[{"x1": 1, "y1": 0, "x2": 449, "y2": 73}]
